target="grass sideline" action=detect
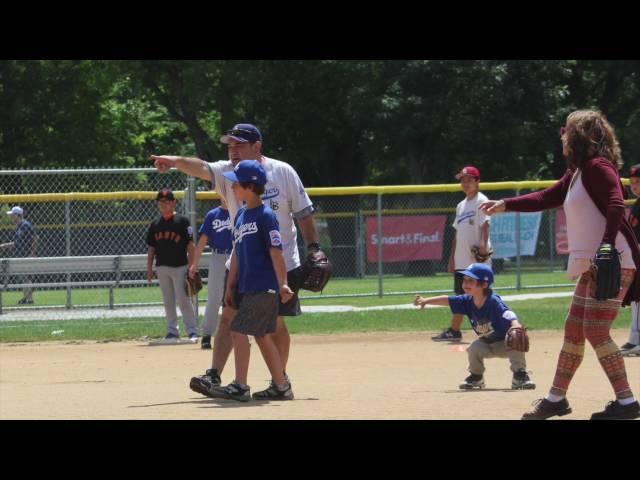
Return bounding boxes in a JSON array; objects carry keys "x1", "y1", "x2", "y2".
[
  {"x1": 0, "y1": 270, "x2": 573, "y2": 309},
  {"x1": 0, "y1": 297, "x2": 632, "y2": 343}
]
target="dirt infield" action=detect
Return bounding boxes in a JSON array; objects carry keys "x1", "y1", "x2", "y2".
[{"x1": 1, "y1": 330, "x2": 638, "y2": 420}]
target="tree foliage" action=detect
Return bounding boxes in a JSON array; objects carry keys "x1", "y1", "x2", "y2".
[{"x1": 1, "y1": 60, "x2": 638, "y2": 185}]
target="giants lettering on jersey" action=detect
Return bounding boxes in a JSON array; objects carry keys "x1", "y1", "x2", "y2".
[
  {"x1": 234, "y1": 222, "x2": 258, "y2": 243},
  {"x1": 154, "y1": 231, "x2": 182, "y2": 243}
]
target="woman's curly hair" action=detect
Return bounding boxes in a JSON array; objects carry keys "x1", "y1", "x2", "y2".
[{"x1": 563, "y1": 109, "x2": 622, "y2": 170}]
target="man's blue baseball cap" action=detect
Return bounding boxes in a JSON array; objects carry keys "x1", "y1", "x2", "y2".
[
  {"x1": 220, "y1": 123, "x2": 262, "y2": 144},
  {"x1": 222, "y1": 160, "x2": 267, "y2": 186},
  {"x1": 456, "y1": 263, "x2": 494, "y2": 286}
]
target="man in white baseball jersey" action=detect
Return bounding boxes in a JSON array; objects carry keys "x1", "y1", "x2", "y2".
[
  {"x1": 152, "y1": 123, "x2": 321, "y2": 397},
  {"x1": 432, "y1": 165, "x2": 492, "y2": 342}
]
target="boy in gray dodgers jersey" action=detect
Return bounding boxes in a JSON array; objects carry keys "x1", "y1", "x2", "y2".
[
  {"x1": 207, "y1": 160, "x2": 294, "y2": 401},
  {"x1": 151, "y1": 123, "x2": 323, "y2": 395},
  {"x1": 189, "y1": 198, "x2": 233, "y2": 349},
  {"x1": 414, "y1": 263, "x2": 535, "y2": 391}
]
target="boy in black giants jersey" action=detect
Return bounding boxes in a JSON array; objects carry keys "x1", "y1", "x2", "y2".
[{"x1": 146, "y1": 188, "x2": 199, "y2": 343}]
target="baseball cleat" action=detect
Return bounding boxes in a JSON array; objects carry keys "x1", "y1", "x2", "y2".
[
  {"x1": 209, "y1": 382, "x2": 251, "y2": 402},
  {"x1": 512, "y1": 370, "x2": 536, "y2": 390},
  {"x1": 459, "y1": 374, "x2": 485, "y2": 390},
  {"x1": 252, "y1": 381, "x2": 294, "y2": 401},
  {"x1": 432, "y1": 328, "x2": 462, "y2": 342},
  {"x1": 619, "y1": 343, "x2": 640, "y2": 357},
  {"x1": 189, "y1": 369, "x2": 221, "y2": 397}
]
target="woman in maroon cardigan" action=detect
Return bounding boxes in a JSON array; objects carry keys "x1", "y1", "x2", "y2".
[{"x1": 481, "y1": 110, "x2": 640, "y2": 420}]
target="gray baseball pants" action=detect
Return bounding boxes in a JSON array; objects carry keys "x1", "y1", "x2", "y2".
[{"x1": 156, "y1": 265, "x2": 198, "y2": 337}]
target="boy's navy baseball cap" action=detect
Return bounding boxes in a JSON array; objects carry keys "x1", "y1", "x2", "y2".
[
  {"x1": 630, "y1": 164, "x2": 640, "y2": 178},
  {"x1": 156, "y1": 188, "x2": 175, "y2": 201},
  {"x1": 220, "y1": 123, "x2": 262, "y2": 144},
  {"x1": 457, "y1": 263, "x2": 494, "y2": 286},
  {"x1": 223, "y1": 160, "x2": 267, "y2": 186}
]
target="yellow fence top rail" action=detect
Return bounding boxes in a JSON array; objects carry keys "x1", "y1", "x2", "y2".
[{"x1": 0, "y1": 178, "x2": 632, "y2": 203}]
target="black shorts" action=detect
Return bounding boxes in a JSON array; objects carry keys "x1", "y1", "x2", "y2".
[
  {"x1": 222, "y1": 266, "x2": 303, "y2": 317},
  {"x1": 279, "y1": 266, "x2": 303, "y2": 317},
  {"x1": 231, "y1": 292, "x2": 279, "y2": 337},
  {"x1": 453, "y1": 274, "x2": 464, "y2": 295}
]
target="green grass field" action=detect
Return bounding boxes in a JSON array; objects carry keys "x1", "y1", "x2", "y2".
[
  {"x1": 1, "y1": 269, "x2": 574, "y2": 308},
  {"x1": 0, "y1": 296, "x2": 632, "y2": 343}
]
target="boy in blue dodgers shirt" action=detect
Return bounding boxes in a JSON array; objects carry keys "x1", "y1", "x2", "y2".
[
  {"x1": 189, "y1": 198, "x2": 233, "y2": 349},
  {"x1": 209, "y1": 160, "x2": 295, "y2": 402},
  {"x1": 414, "y1": 263, "x2": 536, "y2": 390}
]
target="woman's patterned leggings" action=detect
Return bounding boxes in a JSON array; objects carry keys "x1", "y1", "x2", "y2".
[{"x1": 550, "y1": 268, "x2": 635, "y2": 400}]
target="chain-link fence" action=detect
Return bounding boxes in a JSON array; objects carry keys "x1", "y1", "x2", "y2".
[{"x1": 2, "y1": 167, "x2": 608, "y2": 322}]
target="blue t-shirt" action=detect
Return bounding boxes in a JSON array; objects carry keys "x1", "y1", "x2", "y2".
[
  {"x1": 199, "y1": 207, "x2": 233, "y2": 252},
  {"x1": 448, "y1": 293, "x2": 517, "y2": 341},
  {"x1": 14, "y1": 220, "x2": 36, "y2": 258},
  {"x1": 233, "y1": 204, "x2": 282, "y2": 294}
]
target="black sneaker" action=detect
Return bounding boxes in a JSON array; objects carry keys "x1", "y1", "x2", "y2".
[
  {"x1": 619, "y1": 342, "x2": 640, "y2": 357},
  {"x1": 189, "y1": 368, "x2": 221, "y2": 397},
  {"x1": 210, "y1": 382, "x2": 251, "y2": 402},
  {"x1": 201, "y1": 335, "x2": 212, "y2": 349},
  {"x1": 432, "y1": 328, "x2": 462, "y2": 342},
  {"x1": 188, "y1": 333, "x2": 199, "y2": 344},
  {"x1": 17, "y1": 298, "x2": 33, "y2": 305},
  {"x1": 590, "y1": 400, "x2": 640, "y2": 420},
  {"x1": 512, "y1": 370, "x2": 536, "y2": 390},
  {"x1": 252, "y1": 381, "x2": 294, "y2": 401},
  {"x1": 522, "y1": 398, "x2": 572, "y2": 420},
  {"x1": 459, "y1": 374, "x2": 485, "y2": 390},
  {"x1": 160, "y1": 333, "x2": 180, "y2": 344}
]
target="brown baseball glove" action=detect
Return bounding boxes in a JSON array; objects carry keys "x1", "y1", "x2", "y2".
[
  {"x1": 185, "y1": 271, "x2": 203, "y2": 297},
  {"x1": 471, "y1": 245, "x2": 494, "y2": 263},
  {"x1": 505, "y1": 326, "x2": 530, "y2": 352},
  {"x1": 301, "y1": 248, "x2": 332, "y2": 292}
]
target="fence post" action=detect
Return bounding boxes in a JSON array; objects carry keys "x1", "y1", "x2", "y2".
[
  {"x1": 187, "y1": 178, "x2": 199, "y2": 319},
  {"x1": 0, "y1": 259, "x2": 7, "y2": 315},
  {"x1": 515, "y1": 189, "x2": 521, "y2": 290},
  {"x1": 110, "y1": 256, "x2": 121, "y2": 310},
  {"x1": 65, "y1": 200, "x2": 72, "y2": 309},
  {"x1": 377, "y1": 193, "x2": 383, "y2": 297},
  {"x1": 355, "y1": 210, "x2": 364, "y2": 278},
  {"x1": 548, "y1": 209, "x2": 555, "y2": 270}
]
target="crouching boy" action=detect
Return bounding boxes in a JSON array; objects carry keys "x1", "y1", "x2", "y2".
[{"x1": 414, "y1": 263, "x2": 535, "y2": 390}]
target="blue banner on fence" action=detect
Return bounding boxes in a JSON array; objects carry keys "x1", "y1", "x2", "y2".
[{"x1": 490, "y1": 212, "x2": 542, "y2": 259}]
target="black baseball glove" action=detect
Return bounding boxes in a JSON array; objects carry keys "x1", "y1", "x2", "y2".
[
  {"x1": 301, "y1": 244, "x2": 332, "y2": 292},
  {"x1": 590, "y1": 243, "x2": 621, "y2": 301}
]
